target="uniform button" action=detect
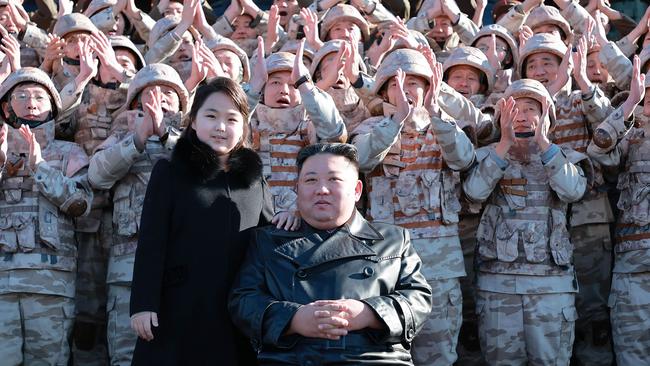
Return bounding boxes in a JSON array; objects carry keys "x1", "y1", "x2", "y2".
[
  {"x1": 296, "y1": 270, "x2": 307, "y2": 279},
  {"x1": 363, "y1": 266, "x2": 374, "y2": 277}
]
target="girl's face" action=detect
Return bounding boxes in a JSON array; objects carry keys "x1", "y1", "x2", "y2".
[{"x1": 192, "y1": 92, "x2": 245, "y2": 155}]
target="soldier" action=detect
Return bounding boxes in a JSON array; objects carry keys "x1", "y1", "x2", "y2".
[
  {"x1": 519, "y1": 33, "x2": 616, "y2": 366},
  {"x1": 250, "y1": 40, "x2": 347, "y2": 230},
  {"x1": 470, "y1": 24, "x2": 519, "y2": 94},
  {"x1": 587, "y1": 57, "x2": 650, "y2": 366},
  {"x1": 309, "y1": 39, "x2": 369, "y2": 134},
  {"x1": 0, "y1": 0, "x2": 50, "y2": 68},
  {"x1": 463, "y1": 79, "x2": 587, "y2": 365},
  {"x1": 351, "y1": 48, "x2": 475, "y2": 366},
  {"x1": 0, "y1": 67, "x2": 93, "y2": 365},
  {"x1": 87, "y1": 63, "x2": 189, "y2": 366},
  {"x1": 205, "y1": 36, "x2": 250, "y2": 84}
]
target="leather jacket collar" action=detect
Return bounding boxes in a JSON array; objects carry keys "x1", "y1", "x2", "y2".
[{"x1": 273, "y1": 210, "x2": 384, "y2": 269}]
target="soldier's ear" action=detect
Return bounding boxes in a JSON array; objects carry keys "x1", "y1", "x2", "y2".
[{"x1": 1, "y1": 101, "x2": 9, "y2": 119}]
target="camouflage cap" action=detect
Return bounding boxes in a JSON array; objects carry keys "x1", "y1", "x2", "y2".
[
  {"x1": 524, "y1": 5, "x2": 571, "y2": 42},
  {"x1": 372, "y1": 49, "x2": 433, "y2": 95},
  {"x1": 309, "y1": 39, "x2": 346, "y2": 75},
  {"x1": 0, "y1": 0, "x2": 9, "y2": 5},
  {"x1": 519, "y1": 33, "x2": 567, "y2": 78},
  {"x1": 205, "y1": 37, "x2": 250, "y2": 82},
  {"x1": 320, "y1": 4, "x2": 370, "y2": 42},
  {"x1": 0, "y1": 68, "x2": 62, "y2": 121},
  {"x1": 266, "y1": 52, "x2": 295, "y2": 75},
  {"x1": 279, "y1": 39, "x2": 316, "y2": 62},
  {"x1": 443, "y1": 46, "x2": 495, "y2": 94},
  {"x1": 54, "y1": 13, "x2": 99, "y2": 39},
  {"x1": 109, "y1": 35, "x2": 146, "y2": 70},
  {"x1": 125, "y1": 64, "x2": 189, "y2": 113},
  {"x1": 470, "y1": 24, "x2": 519, "y2": 69},
  {"x1": 502, "y1": 78, "x2": 556, "y2": 128},
  {"x1": 148, "y1": 16, "x2": 200, "y2": 48},
  {"x1": 85, "y1": 0, "x2": 118, "y2": 17}
]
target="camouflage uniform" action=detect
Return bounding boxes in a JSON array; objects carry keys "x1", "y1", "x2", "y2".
[
  {"x1": 0, "y1": 68, "x2": 93, "y2": 365},
  {"x1": 469, "y1": 24, "x2": 520, "y2": 95},
  {"x1": 463, "y1": 80, "x2": 587, "y2": 366},
  {"x1": 87, "y1": 64, "x2": 188, "y2": 366},
  {"x1": 85, "y1": 0, "x2": 156, "y2": 41},
  {"x1": 352, "y1": 49, "x2": 475, "y2": 366},
  {"x1": 588, "y1": 104, "x2": 650, "y2": 366},
  {"x1": 250, "y1": 52, "x2": 346, "y2": 214},
  {"x1": 520, "y1": 34, "x2": 616, "y2": 366},
  {"x1": 205, "y1": 36, "x2": 251, "y2": 84},
  {"x1": 144, "y1": 16, "x2": 201, "y2": 81},
  {"x1": 309, "y1": 40, "x2": 370, "y2": 134}
]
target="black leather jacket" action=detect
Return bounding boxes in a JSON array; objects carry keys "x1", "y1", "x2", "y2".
[{"x1": 229, "y1": 211, "x2": 432, "y2": 365}]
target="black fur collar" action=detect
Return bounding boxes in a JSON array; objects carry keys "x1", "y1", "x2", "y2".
[{"x1": 172, "y1": 130, "x2": 263, "y2": 187}]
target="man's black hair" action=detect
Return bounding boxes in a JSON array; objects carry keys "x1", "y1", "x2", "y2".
[{"x1": 296, "y1": 143, "x2": 360, "y2": 173}]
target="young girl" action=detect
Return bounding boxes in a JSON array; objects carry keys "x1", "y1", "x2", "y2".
[{"x1": 129, "y1": 77, "x2": 273, "y2": 365}]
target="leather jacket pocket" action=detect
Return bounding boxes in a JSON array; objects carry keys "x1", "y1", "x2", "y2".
[
  {"x1": 113, "y1": 184, "x2": 137, "y2": 237},
  {"x1": 496, "y1": 221, "x2": 518, "y2": 262},
  {"x1": 476, "y1": 204, "x2": 501, "y2": 260},
  {"x1": 370, "y1": 176, "x2": 394, "y2": 224},
  {"x1": 549, "y1": 208, "x2": 572, "y2": 266},
  {"x1": 440, "y1": 171, "x2": 461, "y2": 224},
  {"x1": 396, "y1": 173, "x2": 421, "y2": 217},
  {"x1": 522, "y1": 222, "x2": 547, "y2": 263},
  {"x1": 39, "y1": 196, "x2": 60, "y2": 250}
]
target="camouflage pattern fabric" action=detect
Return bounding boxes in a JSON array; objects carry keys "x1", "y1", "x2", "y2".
[
  {"x1": 609, "y1": 272, "x2": 650, "y2": 366},
  {"x1": 107, "y1": 284, "x2": 137, "y2": 366}
]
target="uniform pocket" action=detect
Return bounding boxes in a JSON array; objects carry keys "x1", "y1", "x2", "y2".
[
  {"x1": 369, "y1": 177, "x2": 394, "y2": 223},
  {"x1": 38, "y1": 196, "x2": 60, "y2": 250},
  {"x1": 113, "y1": 184, "x2": 137, "y2": 237},
  {"x1": 14, "y1": 213, "x2": 36, "y2": 251},
  {"x1": 396, "y1": 173, "x2": 421, "y2": 216},
  {"x1": 629, "y1": 183, "x2": 650, "y2": 226},
  {"x1": 549, "y1": 209, "x2": 573, "y2": 266},
  {"x1": 476, "y1": 204, "x2": 500, "y2": 260},
  {"x1": 0, "y1": 215, "x2": 17, "y2": 252},
  {"x1": 496, "y1": 221, "x2": 518, "y2": 262},
  {"x1": 440, "y1": 171, "x2": 461, "y2": 225},
  {"x1": 522, "y1": 222, "x2": 547, "y2": 263}
]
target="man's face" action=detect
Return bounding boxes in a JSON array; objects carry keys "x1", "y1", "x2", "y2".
[
  {"x1": 263, "y1": 71, "x2": 301, "y2": 108},
  {"x1": 512, "y1": 97, "x2": 542, "y2": 135},
  {"x1": 446, "y1": 65, "x2": 484, "y2": 97},
  {"x1": 428, "y1": 16, "x2": 453, "y2": 44},
  {"x1": 273, "y1": 0, "x2": 299, "y2": 27},
  {"x1": 297, "y1": 153, "x2": 362, "y2": 230},
  {"x1": 317, "y1": 52, "x2": 348, "y2": 88},
  {"x1": 0, "y1": 6, "x2": 18, "y2": 34},
  {"x1": 115, "y1": 49, "x2": 138, "y2": 74},
  {"x1": 524, "y1": 52, "x2": 560, "y2": 87},
  {"x1": 214, "y1": 49, "x2": 243, "y2": 82},
  {"x1": 386, "y1": 74, "x2": 427, "y2": 108},
  {"x1": 163, "y1": 2, "x2": 183, "y2": 18},
  {"x1": 108, "y1": 12, "x2": 126, "y2": 36},
  {"x1": 475, "y1": 35, "x2": 511, "y2": 65},
  {"x1": 63, "y1": 32, "x2": 91, "y2": 60},
  {"x1": 231, "y1": 14, "x2": 257, "y2": 40},
  {"x1": 3, "y1": 83, "x2": 52, "y2": 121},
  {"x1": 327, "y1": 20, "x2": 362, "y2": 43},
  {"x1": 586, "y1": 50, "x2": 609, "y2": 85},
  {"x1": 532, "y1": 24, "x2": 563, "y2": 40},
  {"x1": 171, "y1": 31, "x2": 194, "y2": 63},
  {"x1": 140, "y1": 85, "x2": 180, "y2": 114}
]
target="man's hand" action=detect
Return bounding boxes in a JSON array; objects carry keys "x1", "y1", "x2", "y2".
[
  {"x1": 41, "y1": 33, "x2": 65, "y2": 73},
  {"x1": 301, "y1": 8, "x2": 324, "y2": 50},
  {"x1": 571, "y1": 35, "x2": 592, "y2": 93},
  {"x1": 76, "y1": 38, "x2": 99, "y2": 90},
  {"x1": 547, "y1": 46, "x2": 573, "y2": 97},
  {"x1": 392, "y1": 68, "x2": 413, "y2": 126},
  {"x1": 421, "y1": 47, "x2": 442, "y2": 117},
  {"x1": 131, "y1": 312, "x2": 159, "y2": 341},
  {"x1": 249, "y1": 36, "x2": 268, "y2": 95},
  {"x1": 265, "y1": 5, "x2": 280, "y2": 55},
  {"x1": 134, "y1": 87, "x2": 164, "y2": 151},
  {"x1": 272, "y1": 210, "x2": 301, "y2": 231},
  {"x1": 315, "y1": 45, "x2": 344, "y2": 90},
  {"x1": 495, "y1": 97, "x2": 516, "y2": 158},
  {"x1": 342, "y1": 41, "x2": 360, "y2": 86},
  {"x1": 0, "y1": 124, "x2": 8, "y2": 166},
  {"x1": 622, "y1": 55, "x2": 646, "y2": 120},
  {"x1": 534, "y1": 97, "x2": 552, "y2": 151},
  {"x1": 58, "y1": 0, "x2": 74, "y2": 18},
  {"x1": 7, "y1": 1, "x2": 28, "y2": 33},
  {"x1": 18, "y1": 125, "x2": 44, "y2": 171},
  {"x1": 90, "y1": 32, "x2": 127, "y2": 82},
  {"x1": 223, "y1": 0, "x2": 244, "y2": 24},
  {"x1": 518, "y1": 25, "x2": 533, "y2": 50},
  {"x1": 290, "y1": 39, "x2": 311, "y2": 89},
  {"x1": 0, "y1": 30, "x2": 21, "y2": 72}
]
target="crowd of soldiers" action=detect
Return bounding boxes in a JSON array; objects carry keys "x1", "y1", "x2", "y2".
[{"x1": 0, "y1": 0, "x2": 648, "y2": 364}]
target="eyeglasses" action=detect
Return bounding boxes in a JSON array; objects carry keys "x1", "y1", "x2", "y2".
[
  {"x1": 477, "y1": 45, "x2": 509, "y2": 54},
  {"x1": 10, "y1": 93, "x2": 51, "y2": 103}
]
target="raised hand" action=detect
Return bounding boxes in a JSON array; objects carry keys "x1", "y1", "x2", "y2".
[
  {"x1": 485, "y1": 34, "x2": 501, "y2": 71},
  {"x1": 423, "y1": 53, "x2": 443, "y2": 117},
  {"x1": 518, "y1": 25, "x2": 533, "y2": 50},
  {"x1": 90, "y1": 31, "x2": 127, "y2": 81},
  {"x1": 301, "y1": 8, "x2": 323, "y2": 50},
  {"x1": 18, "y1": 125, "x2": 44, "y2": 171},
  {"x1": 57, "y1": 0, "x2": 74, "y2": 17},
  {"x1": 571, "y1": 35, "x2": 591, "y2": 92},
  {"x1": 495, "y1": 97, "x2": 517, "y2": 158},
  {"x1": 7, "y1": 1, "x2": 28, "y2": 33},
  {"x1": 547, "y1": 46, "x2": 573, "y2": 97},
  {"x1": 315, "y1": 45, "x2": 344, "y2": 90},
  {"x1": 290, "y1": 39, "x2": 311, "y2": 88},
  {"x1": 392, "y1": 68, "x2": 413, "y2": 126},
  {"x1": 342, "y1": 40, "x2": 361, "y2": 86},
  {"x1": 534, "y1": 97, "x2": 552, "y2": 151},
  {"x1": 77, "y1": 38, "x2": 99, "y2": 84},
  {"x1": 41, "y1": 33, "x2": 66, "y2": 72},
  {"x1": 249, "y1": 36, "x2": 268, "y2": 95},
  {"x1": 622, "y1": 55, "x2": 646, "y2": 119},
  {"x1": 0, "y1": 29, "x2": 21, "y2": 72},
  {"x1": 198, "y1": 42, "x2": 226, "y2": 79},
  {"x1": 266, "y1": 5, "x2": 280, "y2": 55}
]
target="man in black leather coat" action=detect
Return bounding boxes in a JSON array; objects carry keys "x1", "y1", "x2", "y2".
[{"x1": 229, "y1": 143, "x2": 433, "y2": 365}]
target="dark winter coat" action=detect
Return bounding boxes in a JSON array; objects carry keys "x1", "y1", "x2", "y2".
[{"x1": 130, "y1": 131, "x2": 273, "y2": 366}]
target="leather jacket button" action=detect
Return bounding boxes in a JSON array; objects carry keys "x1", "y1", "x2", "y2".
[
  {"x1": 296, "y1": 270, "x2": 307, "y2": 279},
  {"x1": 363, "y1": 266, "x2": 374, "y2": 277},
  {"x1": 406, "y1": 328, "x2": 415, "y2": 340}
]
